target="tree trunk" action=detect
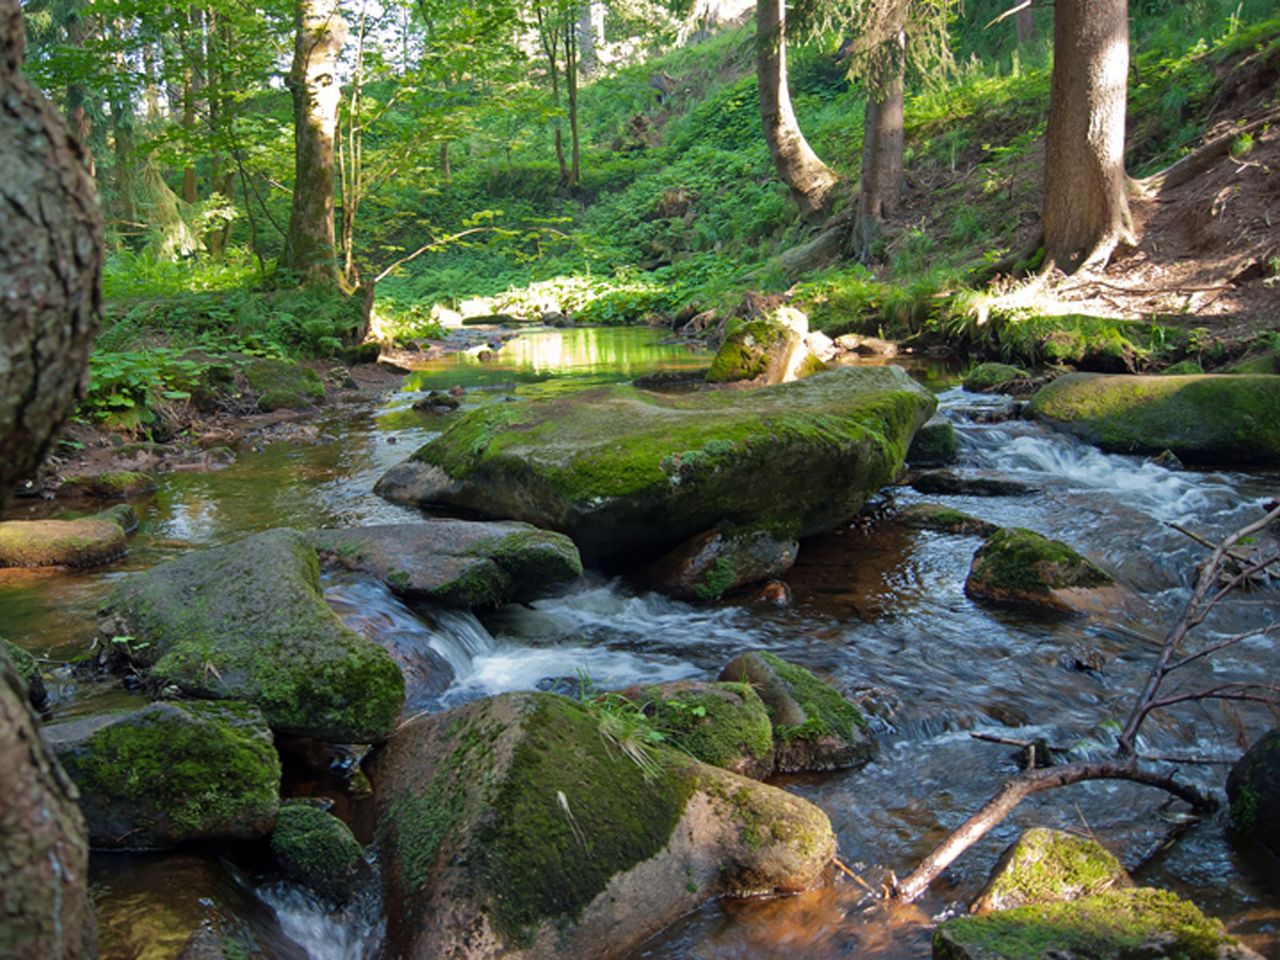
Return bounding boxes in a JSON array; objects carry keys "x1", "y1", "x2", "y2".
[
  {"x1": 439, "y1": 141, "x2": 451, "y2": 181},
  {"x1": 282, "y1": 0, "x2": 347, "y2": 285},
  {"x1": 0, "y1": 3, "x2": 99, "y2": 951},
  {"x1": 1042, "y1": 0, "x2": 1134, "y2": 273},
  {"x1": 856, "y1": 36, "x2": 905, "y2": 255},
  {"x1": 565, "y1": 25, "x2": 580, "y2": 189},
  {"x1": 1015, "y1": 4, "x2": 1034, "y2": 46},
  {"x1": 756, "y1": 0, "x2": 838, "y2": 222},
  {"x1": 577, "y1": 2, "x2": 602, "y2": 77}
]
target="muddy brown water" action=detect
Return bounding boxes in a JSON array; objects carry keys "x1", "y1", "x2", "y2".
[{"x1": 3, "y1": 327, "x2": 1278, "y2": 959}]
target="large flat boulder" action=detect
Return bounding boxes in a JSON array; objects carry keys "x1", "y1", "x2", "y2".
[
  {"x1": 372, "y1": 692, "x2": 835, "y2": 960},
  {"x1": 44, "y1": 701, "x2": 280, "y2": 850},
  {"x1": 0, "y1": 511, "x2": 129, "y2": 568},
  {"x1": 376, "y1": 367, "x2": 936, "y2": 565},
  {"x1": 99, "y1": 528, "x2": 405, "y2": 743},
  {"x1": 1027, "y1": 373, "x2": 1280, "y2": 465}
]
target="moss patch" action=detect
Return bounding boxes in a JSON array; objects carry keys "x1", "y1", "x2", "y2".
[
  {"x1": 898, "y1": 503, "x2": 997, "y2": 537},
  {"x1": 59, "y1": 470, "x2": 156, "y2": 499},
  {"x1": 963, "y1": 363, "x2": 1030, "y2": 393},
  {"x1": 968, "y1": 528, "x2": 1112, "y2": 598},
  {"x1": 640, "y1": 682, "x2": 774, "y2": 770},
  {"x1": 973, "y1": 828, "x2": 1129, "y2": 914},
  {"x1": 706, "y1": 320, "x2": 796, "y2": 383},
  {"x1": 1226, "y1": 728, "x2": 1280, "y2": 855},
  {"x1": 243, "y1": 359, "x2": 325, "y2": 411},
  {"x1": 757, "y1": 652, "x2": 869, "y2": 743},
  {"x1": 2, "y1": 637, "x2": 41, "y2": 691},
  {"x1": 271, "y1": 802, "x2": 364, "y2": 901},
  {"x1": 0, "y1": 517, "x2": 127, "y2": 568},
  {"x1": 934, "y1": 888, "x2": 1240, "y2": 960}
]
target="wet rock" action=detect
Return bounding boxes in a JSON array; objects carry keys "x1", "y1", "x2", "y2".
[
  {"x1": 100, "y1": 528, "x2": 404, "y2": 742},
  {"x1": 270, "y1": 801, "x2": 366, "y2": 904},
  {"x1": 965, "y1": 528, "x2": 1116, "y2": 615},
  {"x1": 643, "y1": 525, "x2": 798, "y2": 601},
  {"x1": 1060, "y1": 644, "x2": 1107, "y2": 672},
  {"x1": 743, "y1": 579, "x2": 793, "y2": 608},
  {"x1": 377, "y1": 367, "x2": 936, "y2": 566},
  {"x1": 1227, "y1": 727, "x2": 1280, "y2": 857},
  {"x1": 719, "y1": 652, "x2": 876, "y2": 773},
  {"x1": 2, "y1": 637, "x2": 47, "y2": 710},
  {"x1": 308, "y1": 520, "x2": 583, "y2": 607},
  {"x1": 1028, "y1": 373, "x2": 1280, "y2": 466},
  {"x1": 970, "y1": 828, "x2": 1131, "y2": 914},
  {"x1": 97, "y1": 503, "x2": 139, "y2": 535},
  {"x1": 705, "y1": 316, "x2": 822, "y2": 385},
  {"x1": 58, "y1": 469, "x2": 156, "y2": 499},
  {"x1": 372, "y1": 692, "x2": 835, "y2": 960},
  {"x1": 953, "y1": 399, "x2": 1024, "y2": 424},
  {"x1": 0, "y1": 513, "x2": 127, "y2": 568},
  {"x1": 834, "y1": 334, "x2": 898, "y2": 357},
  {"x1": 45, "y1": 701, "x2": 280, "y2": 850},
  {"x1": 411, "y1": 390, "x2": 461, "y2": 412},
  {"x1": 934, "y1": 888, "x2": 1262, "y2": 960},
  {"x1": 907, "y1": 415, "x2": 958, "y2": 467},
  {"x1": 243, "y1": 358, "x2": 326, "y2": 412},
  {"x1": 909, "y1": 471, "x2": 1038, "y2": 497},
  {"x1": 616, "y1": 680, "x2": 775, "y2": 779},
  {"x1": 897, "y1": 503, "x2": 997, "y2": 537},
  {"x1": 962, "y1": 362, "x2": 1031, "y2": 394},
  {"x1": 1146, "y1": 449, "x2": 1184, "y2": 470}
]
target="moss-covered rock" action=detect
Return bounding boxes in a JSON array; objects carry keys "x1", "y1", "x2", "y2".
[
  {"x1": 96, "y1": 503, "x2": 139, "y2": 534},
  {"x1": 719, "y1": 652, "x2": 875, "y2": 773},
  {"x1": 243, "y1": 358, "x2": 325, "y2": 412},
  {"x1": 898, "y1": 503, "x2": 997, "y2": 537},
  {"x1": 971, "y1": 828, "x2": 1131, "y2": 914},
  {"x1": 58, "y1": 470, "x2": 156, "y2": 499},
  {"x1": 643, "y1": 525, "x2": 798, "y2": 601},
  {"x1": 965, "y1": 528, "x2": 1114, "y2": 614},
  {"x1": 1, "y1": 637, "x2": 47, "y2": 710},
  {"x1": 1222, "y1": 351, "x2": 1279, "y2": 375},
  {"x1": 907, "y1": 415, "x2": 958, "y2": 467},
  {"x1": 99, "y1": 528, "x2": 404, "y2": 742},
  {"x1": 1160, "y1": 359, "x2": 1204, "y2": 375},
  {"x1": 372, "y1": 691, "x2": 835, "y2": 960},
  {"x1": 0, "y1": 515, "x2": 127, "y2": 568},
  {"x1": 44, "y1": 700, "x2": 280, "y2": 850},
  {"x1": 271, "y1": 802, "x2": 365, "y2": 903},
  {"x1": 1028, "y1": 373, "x2": 1280, "y2": 465},
  {"x1": 706, "y1": 318, "x2": 821, "y2": 385},
  {"x1": 308, "y1": 520, "x2": 582, "y2": 608},
  {"x1": 1226, "y1": 727, "x2": 1280, "y2": 857},
  {"x1": 933, "y1": 888, "x2": 1260, "y2": 960},
  {"x1": 377, "y1": 366, "x2": 936, "y2": 566},
  {"x1": 618, "y1": 680, "x2": 775, "y2": 779},
  {"x1": 963, "y1": 363, "x2": 1031, "y2": 395}
]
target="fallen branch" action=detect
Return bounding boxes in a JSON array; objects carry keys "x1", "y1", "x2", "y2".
[{"x1": 1139, "y1": 108, "x2": 1280, "y2": 195}]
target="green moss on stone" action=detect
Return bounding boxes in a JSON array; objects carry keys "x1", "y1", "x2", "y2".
[
  {"x1": 963, "y1": 363, "x2": 1030, "y2": 393},
  {"x1": 694, "y1": 556, "x2": 739, "y2": 601},
  {"x1": 271, "y1": 802, "x2": 363, "y2": 899},
  {"x1": 1161, "y1": 360, "x2": 1204, "y2": 375},
  {"x1": 642, "y1": 682, "x2": 774, "y2": 769},
  {"x1": 758, "y1": 652, "x2": 869, "y2": 743},
  {"x1": 243, "y1": 359, "x2": 325, "y2": 404},
  {"x1": 706, "y1": 320, "x2": 793, "y2": 383},
  {"x1": 2, "y1": 637, "x2": 40, "y2": 691},
  {"x1": 934, "y1": 888, "x2": 1239, "y2": 960},
  {"x1": 975, "y1": 828, "x2": 1129, "y2": 913},
  {"x1": 970, "y1": 528, "x2": 1112, "y2": 597}
]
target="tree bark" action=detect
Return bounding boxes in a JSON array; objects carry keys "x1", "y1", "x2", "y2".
[
  {"x1": 565, "y1": 24, "x2": 580, "y2": 189},
  {"x1": 756, "y1": 0, "x2": 839, "y2": 222},
  {"x1": 856, "y1": 36, "x2": 905, "y2": 255},
  {"x1": 1042, "y1": 0, "x2": 1134, "y2": 273},
  {"x1": 282, "y1": 0, "x2": 347, "y2": 285},
  {"x1": 1, "y1": 2, "x2": 99, "y2": 954},
  {"x1": 1015, "y1": 4, "x2": 1033, "y2": 47}
]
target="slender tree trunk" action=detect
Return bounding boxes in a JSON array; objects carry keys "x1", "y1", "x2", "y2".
[
  {"x1": 439, "y1": 141, "x2": 451, "y2": 181},
  {"x1": 1042, "y1": 0, "x2": 1134, "y2": 273},
  {"x1": 565, "y1": 25, "x2": 580, "y2": 189},
  {"x1": 537, "y1": 7, "x2": 570, "y2": 184},
  {"x1": 1015, "y1": 4, "x2": 1034, "y2": 46},
  {"x1": 856, "y1": 36, "x2": 905, "y2": 255},
  {"x1": 577, "y1": 2, "x2": 602, "y2": 77},
  {"x1": 756, "y1": 0, "x2": 838, "y2": 222},
  {"x1": 181, "y1": 8, "x2": 201, "y2": 205},
  {"x1": 1, "y1": 4, "x2": 99, "y2": 948},
  {"x1": 282, "y1": 0, "x2": 347, "y2": 285}
]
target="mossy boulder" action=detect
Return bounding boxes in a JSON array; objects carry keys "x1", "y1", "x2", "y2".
[
  {"x1": 706, "y1": 318, "x2": 821, "y2": 385},
  {"x1": 243, "y1": 358, "x2": 325, "y2": 412},
  {"x1": 0, "y1": 514, "x2": 127, "y2": 568},
  {"x1": 965, "y1": 528, "x2": 1115, "y2": 614},
  {"x1": 617, "y1": 680, "x2": 775, "y2": 779},
  {"x1": 377, "y1": 366, "x2": 936, "y2": 566},
  {"x1": 1, "y1": 637, "x2": 47, "y2": 710},
  {"x1": 1160, "y1": 359, "x2": 1204, "y2": 375},
  {"x1": 44, "y1": 700, "x2": 280, "y2": 850},
  {"x1": 719, "y1": 652, "x2": 875, "y2": 773},
  {"x1": 271, "y1": 802, "x2": 366, "y2": 903},
  {"x1": 1226, "y1": 727, "x2": 1280, "y2": 857},
  {"x1": 907, "y1": 415, "x2": 958, "y2": 467},
  {"x1": 308, "y1": 520, "x2": 583, "y2": 608},
  {"x1": 96, "y1": 503, "x2": 139, "y2": 534},
  {"x1": 58, "y1": 470, "x2": 156, "y2": 499},
  {"x1": 643, "y1": 525, "x2": 798, "y2": 601},
  {"x1": 1222, "y1": 351, "x2": 1279, "y2": 375},
  {"x1": 1028, "y1": 373, "x2": 1280, "y2": 465},
  {"x1": 898, "y1": 503, "x2": 997, "y2": 537},
  {"x1": 963, "y1": 363, "x2": 1031, "y2": 394},
  {"x1": 372, "y1": 692, "x2": 835, "y2": 960},
  {"x1": 933, "y1": 888, "x2": 1261, "y2": 960},
  {"x1": 99, "y1": 528, "x2": 404, "y2": 742},
  {"x1": 970, "y1": 828, "x2": 1131, "y2": 914}
]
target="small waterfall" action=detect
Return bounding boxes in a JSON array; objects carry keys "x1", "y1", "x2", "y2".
[
  {"x1": 256, "y1": 883, "x2": 384, "y2": 960},
  {"x1": 424, "y1": 607, "x2": 497, "y2": 676}
]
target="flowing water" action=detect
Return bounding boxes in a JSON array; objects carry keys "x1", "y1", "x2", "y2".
[{"x1": 3, "y1": 327, "x2": 1278, "y2": 958}]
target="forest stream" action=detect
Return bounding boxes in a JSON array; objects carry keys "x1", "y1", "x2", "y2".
[{"x1": 3, "y1": 327, "x2": 1278, "y2": 960}]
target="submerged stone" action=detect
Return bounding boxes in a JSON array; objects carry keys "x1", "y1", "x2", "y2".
[
  {"x1": 1028, "y1": 373, "x2": 1280, "y2": 465},
  {"x1": 45, "y1": 700, "x2": 280, "y2": 850},
  {"x1": 965, "y1": 528, "x2": 1115, "y2": 614},
  {"x1": 99, "y1": 528, "x2": 404, "y2": 742},
  {"x1": 377, "y1": 366, "x2": 936, "y2": 565},
  {"x1": 0, "y1": 513, "x2": 128, "y2": 568},
  {"x1": 970, "y1": 828, "x2": 1131, "y2": 914},
  {"x1": 1227, "y1": 727, "x2": 1280, "y2": 857},
  {"x1": 643, "y1": 525, "x2": 798, "y2": 601},
  {"x1": 933, "y1": 888, "x2": 1261, "y2": 960},
  {"x1": 372, "y1": 691, "x2": 835, "y2": 960},
  {"x1": 898, "y1": 503, "x2": 997, "y2": 537},
  {"x1": 271, "y1": 801, "x2": 366, "y2": 903},
  {"x1": 719, "y1": 652, "x2": 876, "y2": 773}
]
